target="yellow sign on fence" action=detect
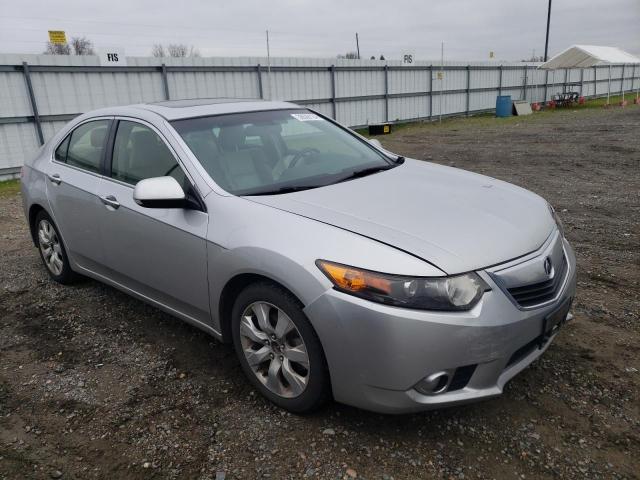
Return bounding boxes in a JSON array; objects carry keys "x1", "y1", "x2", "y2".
[{"x1": 48, "y1": 31, "x2": 67, "y2": 45}]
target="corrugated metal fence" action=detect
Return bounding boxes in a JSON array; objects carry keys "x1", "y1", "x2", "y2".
[{"x1": 2, "y1": 54, "x2": 639, "y2": 178}]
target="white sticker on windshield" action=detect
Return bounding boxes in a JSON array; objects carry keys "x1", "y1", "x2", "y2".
[{"x1": 291, "y1": 113, "x2": 322, "y2": 122}]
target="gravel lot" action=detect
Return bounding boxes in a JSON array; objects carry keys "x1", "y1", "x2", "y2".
[{"x1": 1, "y1": 105, "x2": 639, "y2": 480}]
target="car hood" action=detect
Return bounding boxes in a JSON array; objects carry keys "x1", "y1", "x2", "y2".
[{"x1": 247, "y1": 159, "x2": 555, "y2": 274}]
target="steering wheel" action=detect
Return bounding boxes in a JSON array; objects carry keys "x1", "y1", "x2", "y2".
[{"x1": 286, "y1": 148, "x2": 320, "y2": 170}]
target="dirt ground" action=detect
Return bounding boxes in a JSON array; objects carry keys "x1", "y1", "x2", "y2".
[{"x1": 1, "y1": 106, "x2": 639, "y2": 480}]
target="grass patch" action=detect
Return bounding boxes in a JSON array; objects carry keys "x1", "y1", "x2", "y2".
[
  {"x1": 0, "y1": 179, "x2": 20, "y2": 198},
  {"x1": 359, "y1": 93, "x2": 639, "y2": 137}
]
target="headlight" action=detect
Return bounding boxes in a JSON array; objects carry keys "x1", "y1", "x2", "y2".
[
  {"x1": 548, "y1": 203, "x2": 565, "y2": 238},
  {"x1": 316, "y1": 260, "x2": 490, "y2": 311}
]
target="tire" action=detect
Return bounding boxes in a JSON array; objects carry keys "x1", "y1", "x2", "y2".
[
  {"x1": 231, "y1": 282, "x2": 330, "y2": 413},
  {"x1": 34, "y1": 210, "x2": 79, "y2": 285}
]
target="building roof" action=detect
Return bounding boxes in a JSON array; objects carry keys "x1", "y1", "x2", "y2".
[{"x1": 539, "y1": 45, "x2": 640, "y2": 69}]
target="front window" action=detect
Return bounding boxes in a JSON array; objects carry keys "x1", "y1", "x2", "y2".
[
  {"x1": 171, "y1": 109, "x2": 393, "y2": 195},
  {"x1": 110, "y1": 120, "x2": 186, "y2": 187}
]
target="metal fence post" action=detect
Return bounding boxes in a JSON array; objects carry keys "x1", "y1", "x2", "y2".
[
  {"x1": 563, "y1": 68, "x2": 568, "y2": 94},
  {"x1": 330, "y1": 65, "x2": 336, "y2": 119},
  {"x1": 593, "y1": 66, "x2": 597, "y2": 97},
  {"x1": 161, "y1": 63, "x2": 170, "y2": 100},
  {"x1": 522, "y1": 66, "x2": 528, "y2": 101},
  {"x1": 466, "y1": 65, "x2": 471, "y2": 116},
  {"x1": 22, "y1": 62, "x2": 44, "y2": 146},
  {"x1": 621, "y1": 63, "x2": 625, "y2": 101},
  {"x1": 543, "y1": 69, "x2": 548, "y2": 102},
  {"x1": 383, "y1": 64, "x2": 389, "y2": 122},
  {"x1": 580, "y1": 68, "x2": 584, "y2": 96},
  {"x1": 256, "y1": 64, "x2": 264, "y2": 99},
  {"x1": 607, "y1": 64, "x2": 612, "y2": 104},
  {"x1": 498, "y1": 64, "x2": 503, "y2": 96},
  {"x1": 429, "y1": 64, "x2": 433, "y2": 120}
]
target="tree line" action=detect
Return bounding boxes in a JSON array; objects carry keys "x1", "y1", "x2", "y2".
[{"x1": 44, "y1": 36, "x2": 200, "y2": 57}]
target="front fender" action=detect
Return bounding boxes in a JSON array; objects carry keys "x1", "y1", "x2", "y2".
[{"x1": 204, "y1": 193, "x2": 443, "y2": 334}]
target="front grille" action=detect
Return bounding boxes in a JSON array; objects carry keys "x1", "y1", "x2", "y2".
[{"x1": 507, "y1": 254, "x2": 568, "y2": 308}]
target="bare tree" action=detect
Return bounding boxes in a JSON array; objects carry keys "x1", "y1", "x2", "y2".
[
  {"x1": 152, "y1": 43, "x2": 200, "y2": 58},
  {"x1": 44, "y1": 42, "x2": 71, "y2": 55},
  {"x1": 151, "y1": 44, "x2": 166, "y2": 57},
  {"x1": 167, "y1": 44, "x2": 189, "y2": 57},
  {"x1": 521, "y1": 54, "x2": 544, "y2": 62},
  {"x1": 70, "y1": 36, "x2": 95, "y2": 55},
  {"x1": 337, "y1": 51, "x2": 359, "y2": 59}
]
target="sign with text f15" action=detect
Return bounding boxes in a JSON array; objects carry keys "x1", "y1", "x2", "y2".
[{"x1": 98, "y1": 49, "x2": 127, "y2": 67}]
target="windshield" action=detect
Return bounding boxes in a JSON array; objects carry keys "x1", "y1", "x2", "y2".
[{"x1": 171, "y1": 109, "x2": 393, "y2": 195}]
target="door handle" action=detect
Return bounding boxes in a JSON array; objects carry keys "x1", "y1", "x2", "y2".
[
  {"x1": 100, "y1": 195, "x2": 120, "y2": 210},
  {"x1": 47, "y1": 173, "x2": 62, "y2": 185}
]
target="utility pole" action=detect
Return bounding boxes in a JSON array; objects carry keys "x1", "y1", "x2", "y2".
[
  {"x1": 439, "y1": 41, "x2": 444, "y2": 123},
  {"x1": 266, "y1": 30, "x2": 272, "y2": 99},
  {"x1": 355, "y1": 33, "x2": 360, "y2": 59},
  {"x1": 544, "y1": 0, "x2": 552, "y2": 61}
]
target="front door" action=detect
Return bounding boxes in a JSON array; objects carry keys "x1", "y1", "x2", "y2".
[{"x1": 95, "y1": 119, "x2": 210, "y2": 325}]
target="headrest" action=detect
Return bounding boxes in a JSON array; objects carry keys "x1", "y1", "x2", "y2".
[
  {"x1": 90, "y1": 126, "x2": 107, "y2": 148},
  {"x1": 130, "y1": 130, "x2": 159, "y2": 151},
  {"x1": 218, "y1": 125, "x2": 245, "y2": 152}
]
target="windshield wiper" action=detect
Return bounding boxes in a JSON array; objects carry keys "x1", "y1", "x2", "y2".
[
  {"x1": 243, "y1": 185, "x2": 320, "y2": 196},
  {"x1": 332, "y1": 164, "x2": 395, "y2": 184}
]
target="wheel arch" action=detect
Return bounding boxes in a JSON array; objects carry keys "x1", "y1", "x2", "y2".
[
  {"x1": 28, "y1": 203, "x2": 47, "y2": 246},
  {"x1": 218, "y1": 273, "x2": 305, "y2": 344}
]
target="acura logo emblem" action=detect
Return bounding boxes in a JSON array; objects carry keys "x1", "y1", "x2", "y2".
[{"x1": 544, "y1": 257, "x2": 553, "y2": 275}]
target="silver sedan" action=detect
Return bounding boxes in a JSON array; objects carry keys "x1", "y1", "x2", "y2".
[{"x1": 21, "y1": 99, "x2": 576, "y2": 414}]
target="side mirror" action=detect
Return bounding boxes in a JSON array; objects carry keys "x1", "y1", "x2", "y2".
[
  {"x1": 133, "y1": 176, "x2": 186, "y2": 209},
  {"x1": 369, "y1": 138, "x2": 383, "y2": 149}
]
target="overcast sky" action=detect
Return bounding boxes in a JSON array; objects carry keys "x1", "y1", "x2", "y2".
[{"x1": 2, "y1": 0, "x2": 639, "y2": 61}]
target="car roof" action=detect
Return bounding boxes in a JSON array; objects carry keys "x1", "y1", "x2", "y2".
[{"x1": 88, "y1": 98, "x2": 303, "y2": 121}]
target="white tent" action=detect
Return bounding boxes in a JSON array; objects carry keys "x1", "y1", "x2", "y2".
[
  {"x1": 539, "y1": 45, "x2": 640, "y2": 105},
  {"x1": 540, "y1": 45, "x2": 640, "y2": 69}
]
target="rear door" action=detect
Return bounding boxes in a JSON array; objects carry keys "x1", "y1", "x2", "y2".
[
  {"x1": 95, "y1": 118, "x2": 210, "y2": 325},
  {"x1": 45, "y1": 118, "x2": 112, "y2": 273}
]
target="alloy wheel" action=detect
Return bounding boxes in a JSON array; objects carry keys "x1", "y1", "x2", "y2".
[
  {"x1": 239, "y1": 301, "x2": 310, "y2": 398},
  {"x1": 38, "y1": 219, "x2": 64, "y2": 276}
]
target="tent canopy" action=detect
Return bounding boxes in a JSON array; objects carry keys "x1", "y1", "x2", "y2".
[{"x1": 539, "y1": 45, "x2": 640, "y2": 69}]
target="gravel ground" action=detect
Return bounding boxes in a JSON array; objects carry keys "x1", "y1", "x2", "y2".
[{"x1": 1, "y1": 105, "x2": 639, "y2": 480}]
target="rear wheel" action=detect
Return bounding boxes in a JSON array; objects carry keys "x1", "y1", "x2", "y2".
[
  {"x1": 35, "y1": 211, "x2": 79, "y2": 284},
  {"x1": 231, "y1": 282, "x2": 330, "y2": 413}
]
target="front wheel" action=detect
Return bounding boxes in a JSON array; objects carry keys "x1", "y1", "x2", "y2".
[{"x1": 231, "y1": 282, "x2": 330, "y2": 413}]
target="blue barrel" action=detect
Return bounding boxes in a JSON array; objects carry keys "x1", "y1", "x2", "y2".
[{"x1": 496, "y1": 95, "x2": 512, "y2": 117}]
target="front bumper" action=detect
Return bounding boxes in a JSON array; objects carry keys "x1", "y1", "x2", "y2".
[{"x1": 304, "y1": 238, "x2": 577, "y2": 414}]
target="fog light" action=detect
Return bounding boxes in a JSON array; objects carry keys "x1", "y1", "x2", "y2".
[{"x1": 414, "y1": 371, "x2": 450, "y2": 395}]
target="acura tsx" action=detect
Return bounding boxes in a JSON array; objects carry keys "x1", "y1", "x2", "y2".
[{"x1": 21, "y1": 98, "x2": 576, "y2": 413}]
